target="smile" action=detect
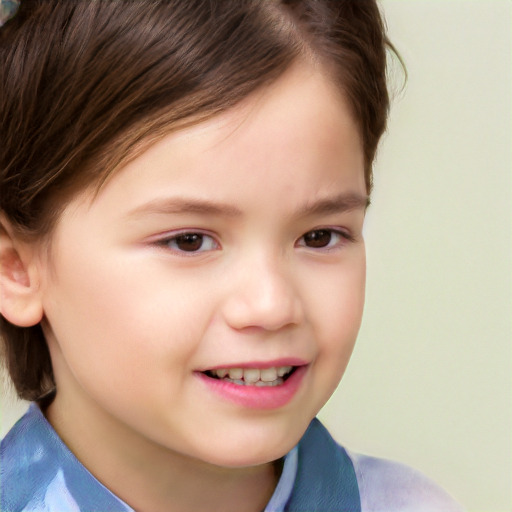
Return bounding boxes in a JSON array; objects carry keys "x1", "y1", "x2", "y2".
[
  {"x1": 203, "y1": 366, "x2": 295, "y2": 386},
  {"x1": 197, "y1": 363, "x2": 307, "y2": 409}
]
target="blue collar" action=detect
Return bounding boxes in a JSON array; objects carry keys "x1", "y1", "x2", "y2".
[{"x1": 286, "y1": 418, "x2": 361, "y2": 511}]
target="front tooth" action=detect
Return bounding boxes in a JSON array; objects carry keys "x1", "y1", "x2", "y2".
[
  {"x1": 215, "y1": 368, "x2": 228, "y2": 378},
  {"x1": 260, "y1": 367, "x2": 277, "y2": 382},
  {"x1": 228, "y1": 368, "x2": 243, "y2": 380},
  {"x1": 243, "y1": 368, "x2": 261, "y2": 384},
  {"x1": 277, "y1": 366, "x2": 292, "y2": 377}
]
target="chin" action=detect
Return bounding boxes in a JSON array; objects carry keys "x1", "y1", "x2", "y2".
[
  {"x1": 195, "y1": 420, "x2": 308, "y2": 469},
  {"x1": 204, "y1": 447, "x2": 288, "y2": 469}
]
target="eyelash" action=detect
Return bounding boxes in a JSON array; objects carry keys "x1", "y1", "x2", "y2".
[
  {"x1": 296, "y1": 228, "x2": 355, "y2": 251},
  {"x1": 153, "y1": 228, "x2": 354, "y2": 255},
  {"x1": 154, "y1": 231, "x2": 219, "y2": 255}
]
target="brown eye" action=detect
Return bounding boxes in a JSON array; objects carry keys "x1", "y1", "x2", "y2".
[
  {"x1": 174, "y1": 233, "x2": 204, "y2": 251},
  {"x1": 163, "y1": 233, "x2": 218, "y2": 253},
  {"x1": 297, "y1": 229, "x2": 352, "y2": 251},
  {"x1": 302, "y1": 230, "x2": 332, "y2": 248}
]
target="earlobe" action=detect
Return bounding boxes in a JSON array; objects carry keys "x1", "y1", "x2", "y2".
[{"x1": 0, "y1": 219, "x2": 44, "y2": 327}]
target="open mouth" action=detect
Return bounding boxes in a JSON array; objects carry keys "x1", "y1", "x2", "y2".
[{"x1": 203, "y1": 366, "x2": 297, "y2": 387}]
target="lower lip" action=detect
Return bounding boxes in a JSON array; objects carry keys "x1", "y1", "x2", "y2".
[{"x1": 196, "y1": 365, "x2": 307, "y2": 410}]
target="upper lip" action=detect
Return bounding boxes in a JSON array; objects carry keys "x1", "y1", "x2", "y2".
[{"x1": 198, "y1": 357, "x2": 309, "y2": 371}]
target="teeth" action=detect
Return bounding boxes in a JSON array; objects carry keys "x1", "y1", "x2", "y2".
[
  {"x1": 228, "y1": 368, "x2": 243, "y2": 380},
  {"x1": 243, "y1": 368, "x2": 260, "y2": 384},
  {"x1": 255, "y1": 378, "x2": 284, "y2": 387},
  {"x1": 277, "y1": 366, "x2": 292, "y2": 377},
  {"x1": 260, "y1": 367, "x2": 277, "y2": 382},
  {"x1": 210, "y1": 366, "x2": 293, "y2": 385}
]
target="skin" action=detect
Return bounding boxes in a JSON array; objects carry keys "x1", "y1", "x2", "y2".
[{"x1": 3, "y1": 61, "x2": 367, "y2": 512}]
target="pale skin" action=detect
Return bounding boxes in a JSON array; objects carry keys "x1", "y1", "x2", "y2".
[{"x1": 0, "y1": 61, "x2": 367, "y2": 512}]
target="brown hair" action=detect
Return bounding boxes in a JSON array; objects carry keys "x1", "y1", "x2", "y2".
[{"x1": 1, "y1": 0, "x2": 401, "y2": 401}]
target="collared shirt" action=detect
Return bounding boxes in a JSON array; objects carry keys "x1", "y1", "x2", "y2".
[{"x1": 1, "y1": 404, "x2": 464, "y2": 512}]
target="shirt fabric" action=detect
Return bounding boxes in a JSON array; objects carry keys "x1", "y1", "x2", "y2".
[{"x1": 1, "y1": 404, "x2": 464, "y2": 512}]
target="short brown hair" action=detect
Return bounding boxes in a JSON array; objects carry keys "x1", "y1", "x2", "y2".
[{"x1": 0, "y1": 0, "x2": 400, "y2": 401}]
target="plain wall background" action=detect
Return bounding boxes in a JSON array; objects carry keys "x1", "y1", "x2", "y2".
[{"x1": 1, "y1": 1, "x2": 510, "y2": 511}]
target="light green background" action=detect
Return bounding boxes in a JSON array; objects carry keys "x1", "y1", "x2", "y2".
[{"x1": 1, "y1": 1, "x2": 511, "y2": 511}]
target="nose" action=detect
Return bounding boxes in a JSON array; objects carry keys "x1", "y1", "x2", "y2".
[{"x1": 221, "y1": 254, "x2": 304, "y2": 332}]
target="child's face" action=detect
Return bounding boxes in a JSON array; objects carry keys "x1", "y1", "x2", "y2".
[{"x1": 40, "y1": 62, "x2": 367, "y2": 468}]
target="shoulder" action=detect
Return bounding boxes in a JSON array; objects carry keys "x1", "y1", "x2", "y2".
[
  {"x1": 1, "y1": 404, "x2": 131, "y2": 512},
  {"x1": 1, "y1": 404, "x2": 75, "y2": 511},
  {"x1": 346, "y1": 449, "x2": 465, "y2": 512}
]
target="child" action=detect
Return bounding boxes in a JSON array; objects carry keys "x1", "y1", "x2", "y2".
[{"x1": 0, "y1": 1, "x2": 464, "y2": 511}]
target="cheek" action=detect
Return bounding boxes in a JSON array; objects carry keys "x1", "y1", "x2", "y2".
[
  {"x1": 42, "y1": 250, "x2": 204, "y2": 392},
  {"x1": 306, "y1": 253, "x2": 366, "y2": 390},
  {"x1": 43, "y1": 241, "x2": 222, "y2": 361},
  {"x1": 310, "y1": 251, "x2": 366, "y2": 338}
]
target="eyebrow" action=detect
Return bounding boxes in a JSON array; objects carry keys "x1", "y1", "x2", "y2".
[
  {"x1": 126, "y1": 192, "x2": 369, "y2": 219},
  {"x1": 296, "y1": 193, "x2": 370, "y2": 216},
  {"x1": 127, "y1": 198, "x2": 242, "y2": 218}
]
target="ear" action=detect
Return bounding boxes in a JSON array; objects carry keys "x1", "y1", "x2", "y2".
[{"x1": 0, "y1": 216, "x2": 44, "y2": 327}]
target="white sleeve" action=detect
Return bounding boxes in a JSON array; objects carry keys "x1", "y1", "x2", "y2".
[{"x1": 346, "y1": 450, "x2": 465, "y2": 512}]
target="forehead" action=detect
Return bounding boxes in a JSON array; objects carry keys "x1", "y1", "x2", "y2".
[{"x1": 64, "y1": 61, "x2": 365, "y2": 226}]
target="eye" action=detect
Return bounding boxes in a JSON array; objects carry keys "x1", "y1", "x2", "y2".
[
  {"x1": 159, "y1": 232, "x2": 219, "y2": 253},
  {"x1": 297, "y1": 229, "x2": 353, "y2": 250}
]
